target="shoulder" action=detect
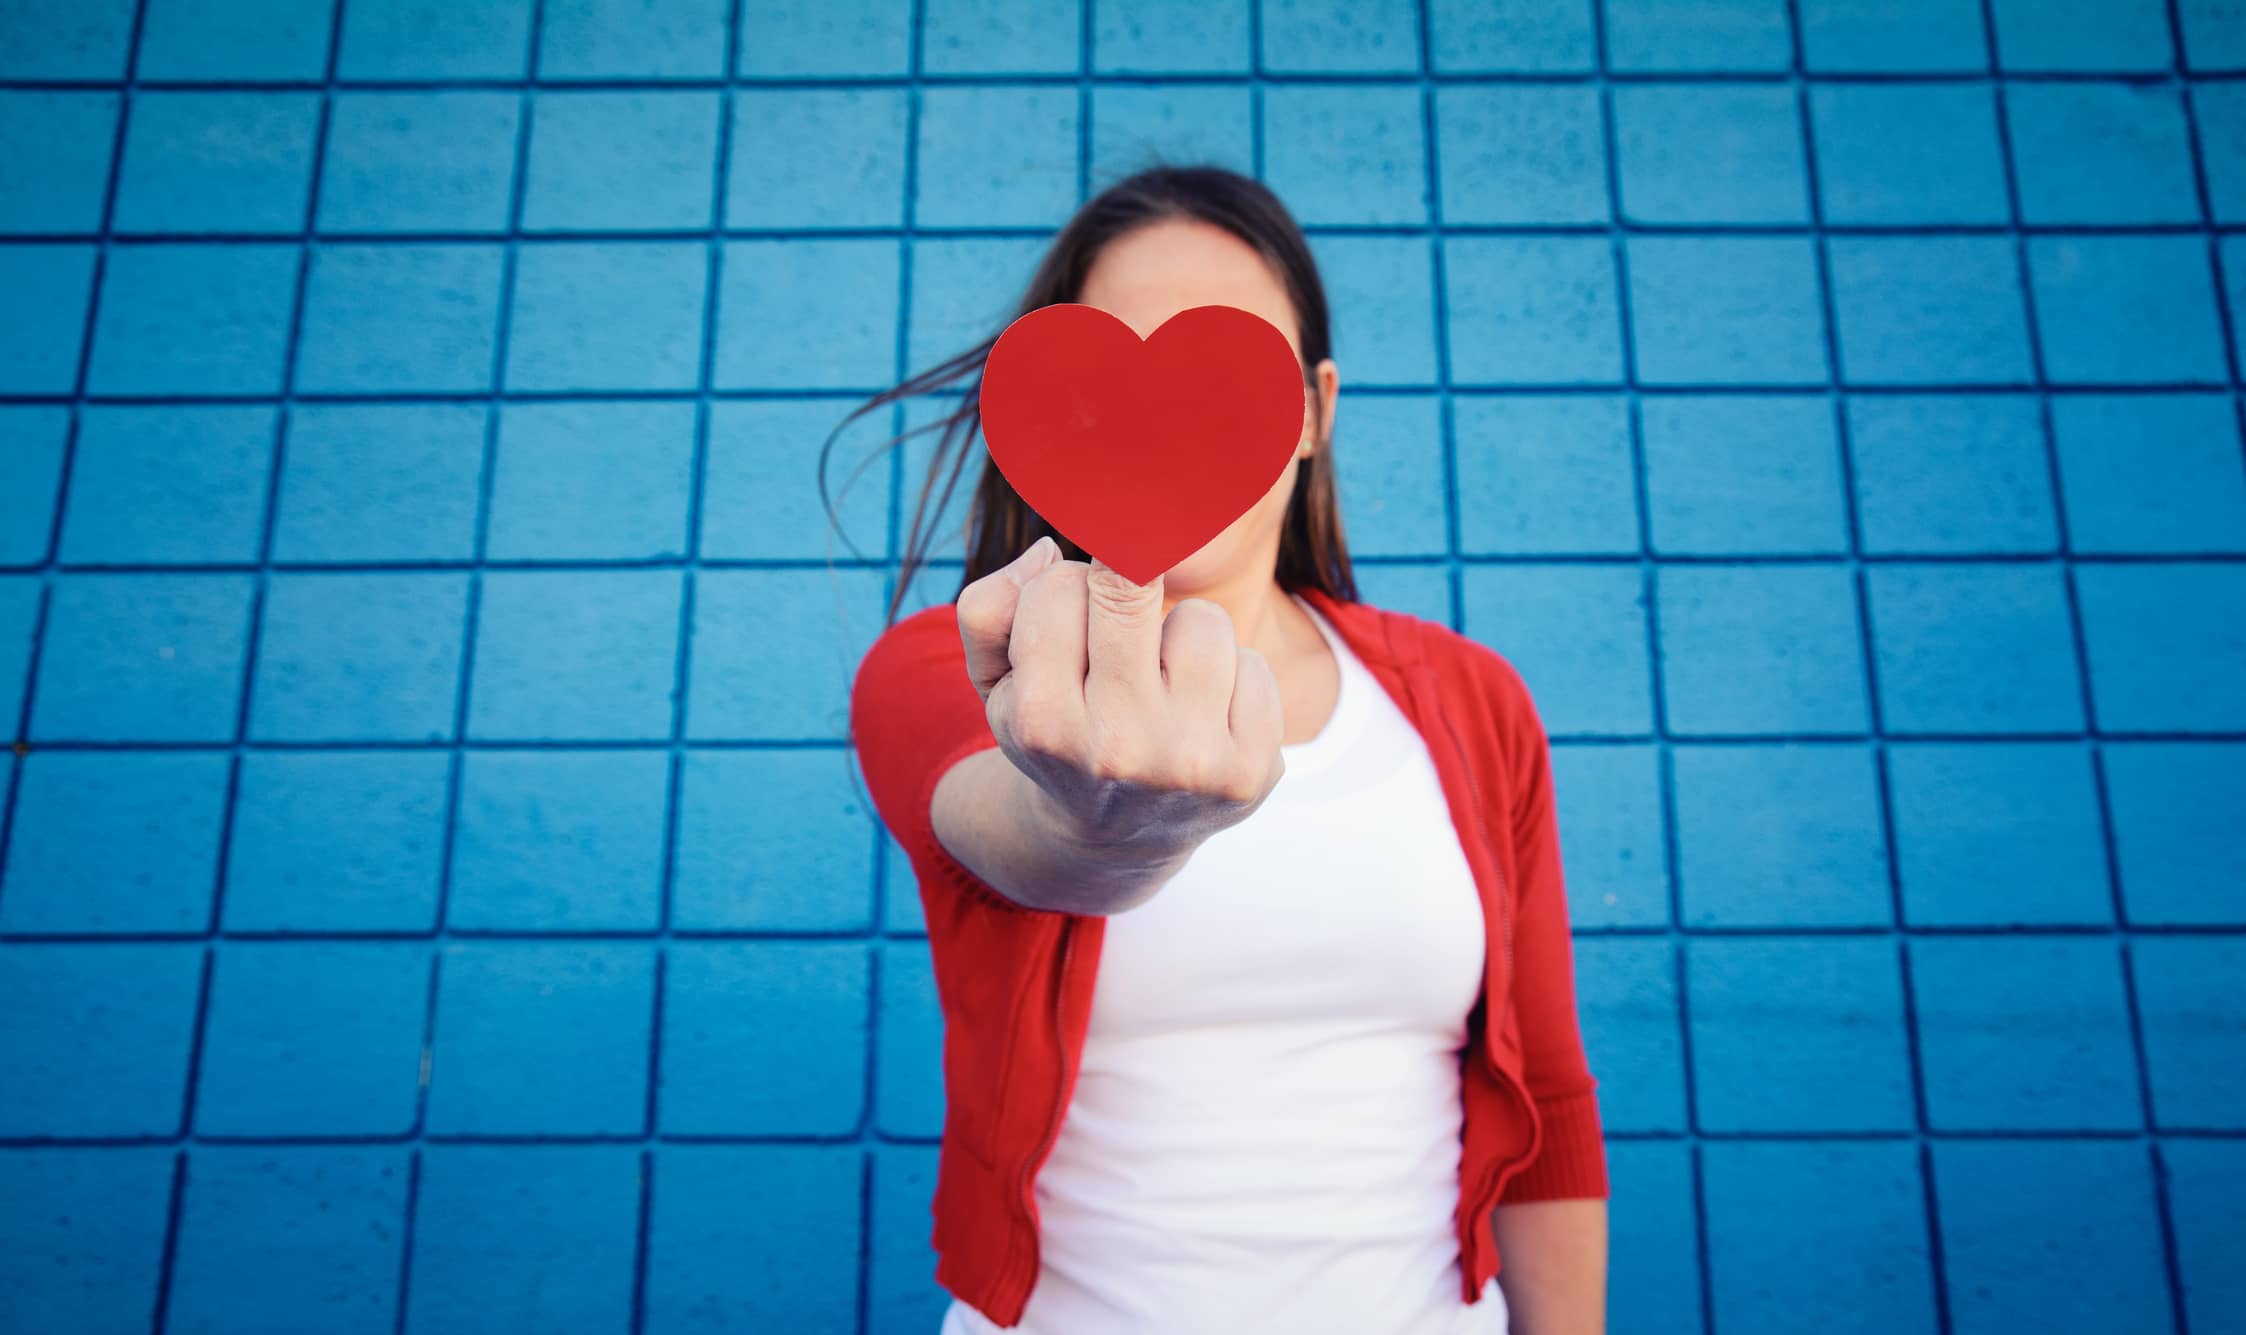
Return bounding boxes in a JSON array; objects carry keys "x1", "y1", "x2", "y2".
[
  {"x1": 1359, "y1": 599, "x2": 1543, "y2": 735},
  {"x1": 868, "y1": 601, "x2": 960, "y2": 650},
  {"x1": 849, "y1": 603, "x2": 984, "y2": 761},
  {"x1": 852, "y1": 603, "x2": 963, "y2": 693},
  {"x1": 848, "y1": 600, "x2": 999, "y2": 841}
]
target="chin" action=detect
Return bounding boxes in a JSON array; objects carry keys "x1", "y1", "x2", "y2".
[
  {"x1": 1160, "y1": 546, "x2": 1239, "y2": 594},
  {"x1": 1159, "y1": 495, "x2": 1289, "y2": 595},
  {"x1": 1154, "y1": 552, "x2": 1256, "y2": 609}
]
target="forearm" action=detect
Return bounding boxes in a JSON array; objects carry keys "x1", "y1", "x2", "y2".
[
  {"x1": 929, "y1": 747, "x2": 1193, "y2": 915},
  {"x1": 1491, "y1": 1197, "x2": 1608, "y2": 1335}
]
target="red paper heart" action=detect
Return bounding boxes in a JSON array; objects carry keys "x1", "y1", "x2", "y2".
[{"x1": 979, "y1": 302, "x2": 1307, "y2": 586}]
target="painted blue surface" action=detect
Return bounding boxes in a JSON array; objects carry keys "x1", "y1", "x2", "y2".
[{"x1": 0, "y1": 1, "x2": 2241, "y2": 1332}]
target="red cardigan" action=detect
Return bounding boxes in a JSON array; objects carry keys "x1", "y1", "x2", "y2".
[{"x1": 849, "y1": 582, "x2": 1609, "y2": 1326}]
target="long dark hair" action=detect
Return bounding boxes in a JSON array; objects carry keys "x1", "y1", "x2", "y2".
[{"x1": 819, "y1": 164, "x2": 1359, "y2": 629}]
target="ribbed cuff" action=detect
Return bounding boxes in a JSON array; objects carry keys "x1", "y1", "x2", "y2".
[{"x1": 1496, "y1": 1085, "x2": 1610, "y2": 1203}]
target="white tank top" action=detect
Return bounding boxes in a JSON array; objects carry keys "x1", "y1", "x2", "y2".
[{"x1": 940, "y1": 594, "x2": 1505, "y2": 1334}]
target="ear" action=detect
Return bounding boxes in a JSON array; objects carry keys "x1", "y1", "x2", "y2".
[{"x1": 1300, "y1": 357, "x2": 1339, "y2": 456}]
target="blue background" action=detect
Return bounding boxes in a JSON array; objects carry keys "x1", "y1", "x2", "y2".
[{"x1": 3, "y1": 0, "x2": 2245, "y2": 1331}]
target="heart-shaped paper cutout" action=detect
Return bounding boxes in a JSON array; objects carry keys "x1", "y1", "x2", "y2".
[{"x1": 979, "y1": 302, "x2": 1307, "y2": 586}]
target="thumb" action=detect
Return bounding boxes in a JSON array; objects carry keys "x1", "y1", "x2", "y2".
[
  {"x1": 999, "y1": 533, "x2": 1061, "y2": 587},
  {"x1": 959, "y1": 535, "x2": 1062, "y2": 701}
]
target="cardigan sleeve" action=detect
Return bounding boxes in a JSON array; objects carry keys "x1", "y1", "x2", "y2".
[
  {"x1": 1483, "y1": 651, "x2": 1611, "y2": 1204},
  {"x1": 848, "y1": 604, "x2": 1070, "y2": 919}
]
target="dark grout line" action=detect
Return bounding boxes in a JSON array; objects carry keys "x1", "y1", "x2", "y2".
[
  {"x1": 2138, "y1": 13, "x2": 2204, "y2": 1331},
  {"x1": 8, "y1": 67, "x2": 2246, "y2": 93},
  {"x1": 1784, "y1": 10, "x2": 1959, "y2": 1326},
  {"x1": 392, "y1": 1, "x2": 551, "y2": 1327},
  {"x1": 11, "y1": 219, "x2": 2246, "y2": 244}
]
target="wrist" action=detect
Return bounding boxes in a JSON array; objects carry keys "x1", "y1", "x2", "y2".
[{"x1": 1010, "y1": 765, "x2": 1195, "y2": 906}]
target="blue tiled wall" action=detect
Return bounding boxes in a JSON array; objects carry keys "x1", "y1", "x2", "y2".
[{"x1": 2, "y1": 0, "x2": 2242, "y2": 1332}]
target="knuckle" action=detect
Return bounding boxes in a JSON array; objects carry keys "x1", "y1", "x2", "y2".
[
  {"x1": 1169, "y1": 596, "x2": 1233, "y2": 631},
  {"x1": 1086, "y1": 568, "x2": 1157, "y2": 618},
  {"x1": 1215, "y1": 766, "x2": 1264, "y2": 806},
  {"x1": 1084, "y1": 722, "x2": 1157, "y2": 786},
  {"x1": 984, "y1": 678, "x2": 1015, "y2": 730},
  {"x1": 955, "y1": 585, "x2": 1005, "y2": 640},
  {"x1": 1171, "y1": 741, "x2": 1250, "y2": 803},
  {"x1": 1165, "y1": 599, "x2": 1235, "y2": 651},
  {"x1": 1235, "y1": 647, "x2": 1277, "y2": 695},
  {"x1": 1180, "y1": 751, "x2": 1228, "y2": 798},
  {"x1": 1004, "y1": 697, "x2": 1070, "y2": 761}
]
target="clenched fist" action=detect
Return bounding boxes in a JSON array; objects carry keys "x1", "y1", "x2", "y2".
[{"x1": 953, "y1": 536, "x2": 1288, "y2": 882}]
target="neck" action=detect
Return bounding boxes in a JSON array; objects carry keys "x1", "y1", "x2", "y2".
[{"x1": 1162, "y1": 566, "x2": 1300, "y2": 663}]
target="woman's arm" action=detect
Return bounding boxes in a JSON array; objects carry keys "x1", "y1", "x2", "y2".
[
  {"x1": 929, "y1": 745, "x2": 1195, "y2": 916},
  {"x1": 1477, "y1": 645, "x2": 1612, "y2": 1330},
  {"x1": 1493, "y1": 1198, "x2": 1608, "y2": 1335}
]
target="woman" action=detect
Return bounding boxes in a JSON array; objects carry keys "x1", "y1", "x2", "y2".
[{"x1": 843, "y1": 166, "x2": 1609, "y2": 1334}]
